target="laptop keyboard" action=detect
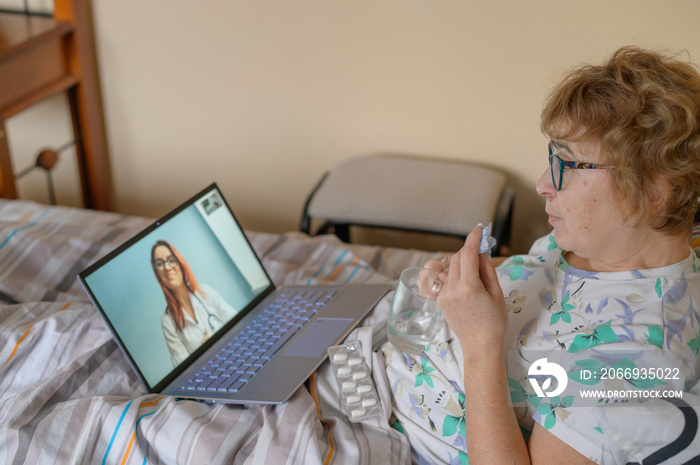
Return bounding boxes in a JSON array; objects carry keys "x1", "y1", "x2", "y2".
[{"x1": 182, "y1": 288, "x2": 337, "y2": 393}]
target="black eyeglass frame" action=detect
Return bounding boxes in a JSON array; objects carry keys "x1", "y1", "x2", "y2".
[{"x1": 153, "y1": 255, "x2": 179, "y2": 271}]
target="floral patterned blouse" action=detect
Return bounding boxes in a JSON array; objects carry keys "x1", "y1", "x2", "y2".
[{"x1": 382, "y1": 233, "x2": 700, "y2": 464}]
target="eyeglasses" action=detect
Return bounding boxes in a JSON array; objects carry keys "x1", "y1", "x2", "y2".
[
  {"x1": 154, "y1": 255, "x2": 179, "y2": 271},
  {"x1": 548, "y1": 142, "x2": 614, "y2": 191}
]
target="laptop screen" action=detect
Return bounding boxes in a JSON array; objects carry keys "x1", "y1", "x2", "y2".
[{"x1": 79, "y1": 184, "x2": 272, "y2": 389}]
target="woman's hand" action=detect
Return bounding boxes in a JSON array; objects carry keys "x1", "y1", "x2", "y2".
[
  {"x1": 415, "y1": 253, "x2": 450, "y2": 299},
  {"x1": 437, "y1": 225, "x2": 508, "y2": 350},
  {"x1": 424, "y1": 254, "x2": 450, "y2": 274},
  {"x1": 416, "y1": 255, "x2": 450, "y2": 299}
]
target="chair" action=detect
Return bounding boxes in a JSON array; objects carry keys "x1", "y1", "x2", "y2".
[{"x1": 300, "y1": 154, "x2": 514, "y2": 255}]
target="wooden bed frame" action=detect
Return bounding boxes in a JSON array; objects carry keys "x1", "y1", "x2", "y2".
[{"x1": 0, "y1": 0, "x2": 111, "y2": 210}]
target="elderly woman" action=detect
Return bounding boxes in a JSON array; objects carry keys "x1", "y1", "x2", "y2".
[{"x1": 382, "y1": 46, "x2": 700, "y2": 464}]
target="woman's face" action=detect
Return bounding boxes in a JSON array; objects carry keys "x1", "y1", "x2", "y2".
[
  {"x1": 536, "y1": 138, "x2": 637, "y2": 264},
  {"x1": 153, "y1": 245, "x2": 184, "y2": 290}
]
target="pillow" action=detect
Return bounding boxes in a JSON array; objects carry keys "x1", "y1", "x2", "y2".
[{"x1": 592, "y1": 383, "x2": 700, "y2": 464}]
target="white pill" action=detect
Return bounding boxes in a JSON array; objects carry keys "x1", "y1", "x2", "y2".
[
  {"x1": 347, "y1": 357, "x2": 362, "y2": 366},
  {"x1": 350, "y1": 407, "x2": 366, "y2": 419},
  {"x1": 337, "y1": 366, "x2": 352, "y2": 376},
  {"x1": 362, "y1": 398, "x2": 377, "y2": 407},
  {"x1": 341, "y1": 381, "x2": 356, "y2": 390},
  {"x1": 352, "y1": 371, "x2": 368, "y2": 380},
  {"x1": 356, "y1": 384, "x2": 372, "y2": 394},
  {"x1": 332, "y1": 353, "x2": 348, "y2": 362},
  {"x1": 347, "y1": 395, "x2": 361, "y2": 404}
]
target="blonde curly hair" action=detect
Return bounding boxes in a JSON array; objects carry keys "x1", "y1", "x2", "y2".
[{"x1": 541, "y1": 46, "x2": 700, "y2": 238}]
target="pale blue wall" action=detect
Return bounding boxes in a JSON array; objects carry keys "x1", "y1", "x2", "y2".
[{"x1": 85, "y1": 204, "x2": 256, "y2": 387}]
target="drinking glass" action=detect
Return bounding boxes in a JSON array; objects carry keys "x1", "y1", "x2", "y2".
[{"x1": 387, "y1": 267, "x2": 445, "y2": 354}]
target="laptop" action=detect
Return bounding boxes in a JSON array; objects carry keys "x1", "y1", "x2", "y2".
[{"x1": 78, "y1": 183, "x2": 390, "y2": 404}]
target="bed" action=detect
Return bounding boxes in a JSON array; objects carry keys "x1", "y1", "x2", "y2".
[
  {"x1": 5, "y1": 200, "x2": 700, "y2": 465},
  {"x1": 0, "y1": 196, "x2": 444, "y2": 464}
]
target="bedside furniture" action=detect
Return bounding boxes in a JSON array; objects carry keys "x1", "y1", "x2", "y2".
[
  {"x1": 0, "y1": 0, "x2": 111, "y2": 209},
  {"x1": 301, "y1": 154, "x2": 514, "y2": 255}
]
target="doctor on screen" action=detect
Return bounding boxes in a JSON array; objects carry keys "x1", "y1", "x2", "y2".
[{"x1": 150, "y1": 239, "x2": 237, "y2": 367}]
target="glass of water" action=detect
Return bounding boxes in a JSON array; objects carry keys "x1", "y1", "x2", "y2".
[{"x1": 387, "y1": 267, "x2": 445, "y2": 354}]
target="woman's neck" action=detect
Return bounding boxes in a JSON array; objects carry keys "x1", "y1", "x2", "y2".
[{"x1": 564, "y1": 232, "x2": 690, "y2": 272}]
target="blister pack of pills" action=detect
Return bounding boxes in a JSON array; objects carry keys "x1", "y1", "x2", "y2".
[
  {"x1": 327, "y1": 341, "x2": 382, "y2": 422},
  {"x1": 479, "y1": 222, "x2": 497, "y2": 255}
]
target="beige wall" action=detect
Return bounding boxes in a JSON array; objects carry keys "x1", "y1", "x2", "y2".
[{"x1": 7, "y1": 0, "x2": 700, "y2": 252}]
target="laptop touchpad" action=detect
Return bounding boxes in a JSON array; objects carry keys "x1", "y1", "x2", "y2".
[{"x1": 283, "y1": 318, "x2": 354, "y2": 358}]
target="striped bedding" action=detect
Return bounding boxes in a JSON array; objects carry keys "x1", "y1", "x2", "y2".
[{"x1": 0, "y1": 199, "x2": 438, "y2": 464}]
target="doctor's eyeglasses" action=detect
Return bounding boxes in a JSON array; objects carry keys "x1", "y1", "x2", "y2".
[{"x1": 153, "y1": 255, "x2": 179, "y2": 271}]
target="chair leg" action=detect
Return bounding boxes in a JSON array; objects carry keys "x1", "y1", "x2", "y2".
[
  {"x1": 300, "y1": 211, "x2": 311, "y2": 235},
  {"x1": 299, "y1": 171, "x2": 330, "y2": 234},
  {"x1": 315, "y1": 222, "x2": 350, "y2": 242},
  {"x1": 492, "y1": 185, "x2": 515, "y2": 256},
  {"x1": 334, "y1": 224, "x2": 350, "y2": 243}
]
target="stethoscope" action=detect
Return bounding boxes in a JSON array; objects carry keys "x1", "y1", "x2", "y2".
[{"x1": 193, "y1": 292, "x2": 224, "y2": 331}]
